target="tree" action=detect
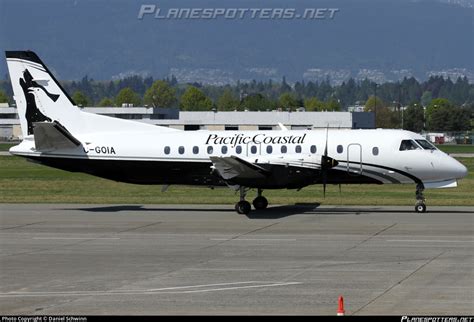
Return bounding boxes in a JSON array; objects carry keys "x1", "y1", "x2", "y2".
[
  {"x1": 180, "y1": 86, "x2": 213, "y2": 111},
  {"x1": 426, "y1": 98, "x2": 452, "y2": 131},
  {"x1": 364, "y1": 96, "x2": 385, "y2": 112},
  {"x1": 143, "y1": 80, "x2": 176, "y2": 108},
  {"x1": 325, "y1": 98, "x2": 341, "y2": 111},
  {"x1": 72, "y1": 91, "x2": 90, "y2": 107},
  {"x1": 403, "y1": 103, "x2": 425, "y2": 132},
  {"x1": 240, "y1": 93, "x2": 275, "y2": 111},
  {"x1": 304, "y1": 97, "x2": 325, "y2": 111},
  {"x1": 364, "y1": 96, "x2": 401, "y2": 128},
  {"x1": 279, "y1": 92, "x2": 298, "y2": 109},
  {"x1": 216, "y1": 88, "x2": 239, "y2": 111},
  {"x1": 420, "y1": 91, "x2": 432, "y2": 107},
  {"x1": 0, "y1": 90, "x2": 9, "y2": 104},
  {"x1": 115, "y1": 87, "x2": 142, "y2": 107},
  {"x1": 98, "y1": 97, "x2": 115, "y2": 107},
  {"x1": 374, "y1": 106, "x2": 399, "y2": 129}
]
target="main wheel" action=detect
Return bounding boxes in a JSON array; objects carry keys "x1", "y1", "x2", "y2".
[
  {"x1": 415, "y1": 202, "x2": 426, "y2": 213},
  {"x1": 235, "y1": 201, "x2": 251, "y2": 215},
  {"x1": 252, "y1": 196, "x2": 268, "y2": 210}
]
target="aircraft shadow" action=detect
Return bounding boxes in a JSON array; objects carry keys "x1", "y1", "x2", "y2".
[
  {"x1": 248, "y1": 204, "x2": 474, "y2": 219},
  {"x1": 73, "y1": 205, "x2": 235, "y2": 213},
  {"x1": 67, "y1": 204, "x2": 473, "y2": 218}
]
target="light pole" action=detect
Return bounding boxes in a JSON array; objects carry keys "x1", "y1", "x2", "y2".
[
  {"x1": 401, "y1": 106, "x2": 404, "y2": 130},
  {"x1": 374, "y1": 83, "x2": 378, "y2": 127}
]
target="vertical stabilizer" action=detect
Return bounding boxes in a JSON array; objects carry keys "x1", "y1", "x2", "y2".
[{"x1": 5, "y1": 51, "x2": 80, "y2": 138}]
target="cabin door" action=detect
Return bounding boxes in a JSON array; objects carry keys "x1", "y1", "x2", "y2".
[{"x1": 347, "y1": 143, "x2": 363, "y2": 175}]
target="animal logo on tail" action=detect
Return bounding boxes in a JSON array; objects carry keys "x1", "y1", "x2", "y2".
[{"x1": 19, "y1": 69, "x2": 59, "y2": 135}]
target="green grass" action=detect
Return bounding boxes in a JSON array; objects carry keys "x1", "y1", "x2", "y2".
[
  {"x1": 0, "y1": 155, "x2": 472, "y2": 205},
  {"x1": 0, "y1": 143, "x2": 16, "y2": 151},
  {"x1": 435, "y1": 144, "x2": 474, "y2": 154}
]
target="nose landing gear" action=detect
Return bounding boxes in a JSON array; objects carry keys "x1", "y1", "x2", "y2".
[{"x1": 415, "y1": 183, "x2": 426, "y2": 213}]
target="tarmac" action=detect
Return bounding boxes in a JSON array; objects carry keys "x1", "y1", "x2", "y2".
[{"x1": 0, "y1": 204, "x2": 473, "y2": 315}]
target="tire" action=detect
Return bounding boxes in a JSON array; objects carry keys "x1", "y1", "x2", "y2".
[
  {"x1": 252, "y1": 196, "x2": 268, "y2": 210},
  {"x1": 415, "y1": 202, "x2": 426, "y2": 213},
  {"x1": 236, "y1": 201, "x2": 251, "y2": 215}
]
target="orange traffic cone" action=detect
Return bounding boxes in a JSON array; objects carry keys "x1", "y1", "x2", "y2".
[{"x1": 337, "y1": 295, "x2": 345, "y2": 316}]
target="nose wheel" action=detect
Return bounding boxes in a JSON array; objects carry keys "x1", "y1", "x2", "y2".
[
  {"x1": 415, "y1": 201, "x2": 426, "y2": 213},
  {"x1": 415, "y1": 183, "x2": 426, "y2": 213}
]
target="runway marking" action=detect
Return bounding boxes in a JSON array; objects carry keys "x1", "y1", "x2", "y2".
[
  {"x1": 32, "y1": 237, "x2": 120, "y2": 240},
  {"x1": 147, "y1": 281, "x2": 263, "y2": 291},
  {"x1": 0, "y1": 281, "x2": 301, "y2": 297},
  {"x1": 387, "y1": 239, "x2": 474, "y2": 243},
  {"x1": 177, "y1": 282, "x2": 302, "y2": 294},
  {"x1": 210, "y1": 238, "x2": 296, "y2": 241}
]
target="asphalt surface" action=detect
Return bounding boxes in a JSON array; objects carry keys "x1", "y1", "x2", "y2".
[{"x1": 0, "y1": 204, "x2": 473, "y2": 315}]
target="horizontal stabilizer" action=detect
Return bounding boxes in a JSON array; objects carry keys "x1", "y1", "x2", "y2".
[
  {"x1": 33, "y1": 121, "x2": 81, "y2": 151},
  {"x1": 210, "y1": 156, "x2": 270, "y2": 180}
]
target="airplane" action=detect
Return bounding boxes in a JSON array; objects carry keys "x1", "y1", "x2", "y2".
[{"x1": 5, "y1": 51, "x2": 468, "y2": 214}]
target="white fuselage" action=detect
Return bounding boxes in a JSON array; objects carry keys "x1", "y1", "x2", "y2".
[{"x1": 11, "y1": 125, "x2": 468, "y2": 188}]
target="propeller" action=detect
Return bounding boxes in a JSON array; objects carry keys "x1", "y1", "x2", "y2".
[{"x1": 320, "y1": 126, "x2": 339, "y2": 198}]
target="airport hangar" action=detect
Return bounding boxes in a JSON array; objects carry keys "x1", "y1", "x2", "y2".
[{"x1": 0, "y1": 104, "x2": 375, "y2": 140}]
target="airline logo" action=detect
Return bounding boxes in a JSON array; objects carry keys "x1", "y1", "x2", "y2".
[{"x1": 205, "y1": 133, "x2": 306, "y2": 148}]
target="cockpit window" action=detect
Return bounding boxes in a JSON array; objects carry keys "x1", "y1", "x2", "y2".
[
  {"x1": 415, "y1": 140, "x2": 437, "y2": 150},
  {"x1": 399, "y1": 140, "x2": 421, "y2": 151}
]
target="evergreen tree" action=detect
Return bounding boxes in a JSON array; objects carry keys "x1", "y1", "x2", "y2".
[
  {"x1": 217, "y1": 88, "x2": 239, "y2": 111},
  {"x1": 403, "y1": 103, "x2": 424, "y2": 132}
]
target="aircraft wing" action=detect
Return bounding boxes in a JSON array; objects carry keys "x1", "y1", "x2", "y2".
[
  {"x1": 33, "y1": 121, "x2": 81, "y2": 151},
  {"x1": 210, "y1": 156, "x2": 271, "y2": 180}
]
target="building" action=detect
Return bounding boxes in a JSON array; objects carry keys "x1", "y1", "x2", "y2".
[{"x1": 0, "y1": 106, "x2": 374, "y2": 140}]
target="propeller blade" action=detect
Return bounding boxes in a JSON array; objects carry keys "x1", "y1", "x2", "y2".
[
  {"x1": 321, "y1": 125, "x2": 330, "y2": 199},
  {"x1": 324, "y1": 126, "x2": 329, "y2": 157}
]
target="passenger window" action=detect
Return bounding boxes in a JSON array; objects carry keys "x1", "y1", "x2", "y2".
[
  {"x1": 281, "y1": 145, "x2": 287, "y2": 153},
  {"x1": 221, "y1": 146, "x2": 228, "y2": 154},
  {"x1": 295, "y1": 145, "x2": 302, "y2": 153},
  {"x1": 266, "y1": 145, "x2": 273, "y2": 154},
  {"x1": 399, "y1": 140, "x2": 421, "y2": 151},
  {"x1": 207, "y1": 146, "x2": 213, "y2": 154},
  {"x1": 178, "y1": 146, "x2": 185, "y2": 154},
  {"x1": 372, "y1": 147, "x2": 379, "y2": 156},
  {"x1": 236, "y1": 145, "x2": 242, "y2": 154},
  {"x1": 164, "y1": 146, "x2": 170, "y2": 155},
  {"x1": 193, "y1": 146, "x2": 199, "y2": 154},
  {"x1": 337, "y1": 145, "x2": 343, "y2": 153},
  {"x1": 251, "y1": 146, "x2": 257, "y2": 154},
  {"x1": 310, "y1": 145, "x2": 317, "y2": 154}
]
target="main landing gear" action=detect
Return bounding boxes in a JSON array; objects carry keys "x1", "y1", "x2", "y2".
[
  {"x1": 235, "y1": 188, "x2": 268, "y2": 215},
  {"x1": 415, "y1": 183, "x2": 426, "y2": 213}
]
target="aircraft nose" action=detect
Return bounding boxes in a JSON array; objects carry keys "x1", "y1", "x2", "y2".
[{"x1": 451, "y1": 158, "x2": 468, "y2": 179}]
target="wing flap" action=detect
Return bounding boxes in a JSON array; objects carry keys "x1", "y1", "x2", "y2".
[
  {"x1": 210, "y1": 156, "x2": 270, "y2": 180},
  {"x1": 33, "y1": 121, "x2": 81, "y2": 151}
]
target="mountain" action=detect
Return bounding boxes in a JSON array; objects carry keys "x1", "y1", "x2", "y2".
[{"x1": 0, "y1": 0, "x2": 472, "y2": 82}]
